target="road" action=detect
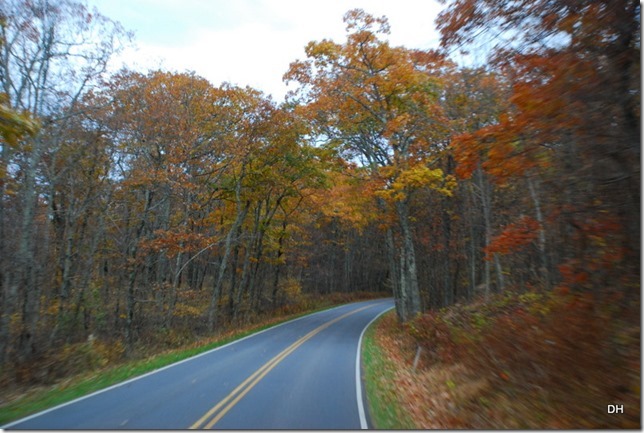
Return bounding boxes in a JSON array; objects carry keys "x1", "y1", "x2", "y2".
[{"x1": 4, "y1": 298, "x2": 394, "y2": 430}]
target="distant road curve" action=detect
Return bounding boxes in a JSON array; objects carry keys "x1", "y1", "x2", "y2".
[{"x1": 4, "y1": 298, "x2": 394, "y2": 430}]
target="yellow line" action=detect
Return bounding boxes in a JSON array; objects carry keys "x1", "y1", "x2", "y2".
[{"x1": 190, "y1": 303, "x2": 376, "y2": 429}]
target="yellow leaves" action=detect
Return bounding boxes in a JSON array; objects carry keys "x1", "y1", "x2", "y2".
[
  {"x1": 376, "y1": 164, "x2": 456, "y2": 202},
  {"x1": 305, "y1": 39, "x2": 340, "y2": 62},
  {"x1": 437, "y1": 175, "x2": 458, "y2": 197},
  {"x1": 0, "y1": 93, "x2": 39, "y2": 147},
  {"x1": 284, "y1": 11, "x2": 453, "y2": 240},
  {"x1": 396, "y1": 165, "x2": 444, "y2": 189},
  {"x1": 281, "y1": 277, "x2": 302, "y2": 300}
]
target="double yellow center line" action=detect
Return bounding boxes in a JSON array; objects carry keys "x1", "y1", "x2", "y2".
[{"x1": 189, "y1": 304, "x2": 375, "y2": 429}]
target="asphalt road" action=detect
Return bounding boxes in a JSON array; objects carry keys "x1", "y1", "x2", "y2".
[{"x1": 4, "y1": 298, "x2": 394, "y2": 430}]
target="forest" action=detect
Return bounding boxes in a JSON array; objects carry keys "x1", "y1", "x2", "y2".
[{"x1": 0, "y1": 0, "x2": 639, "y2": 417}]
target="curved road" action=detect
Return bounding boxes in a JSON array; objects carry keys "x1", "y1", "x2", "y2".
[{"x1": 4, "y1": 299, "x2": 394, "y2": 430}]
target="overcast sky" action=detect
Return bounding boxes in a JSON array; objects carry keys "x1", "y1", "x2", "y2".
[{"x1": 84, "y1": 0, "x2": 443, "y2": 101}]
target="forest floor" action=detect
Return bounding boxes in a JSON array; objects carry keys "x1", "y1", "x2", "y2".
[
  {"x1": 364, "y1": 289, "x2": 640, "y2": 429},
  {"x1": 0, "y1": 291, "x2": 385, "y2": 425}
]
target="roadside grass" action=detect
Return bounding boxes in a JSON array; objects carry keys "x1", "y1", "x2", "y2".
[
  {"x1": 0, "y1": 293, "x2": 385, "y2": 426},
  {"x1": 362, "y1": 310, "x2": 416, "y2": 429},
  {"x1": 0, "y1": 323, "x2": 283, "y2": 426}
]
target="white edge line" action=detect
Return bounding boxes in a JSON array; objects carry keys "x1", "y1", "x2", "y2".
[
  {"x1": 1, "y1": 301, "x2": 365, "y2": 429},
  {"x1": 356, "y1": 303, "x2": 395, "y2": 429}
]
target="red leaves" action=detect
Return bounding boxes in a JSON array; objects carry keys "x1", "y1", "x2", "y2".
[
  {"x1": 452, "y1": 113, "x2": 551, "y2": 185},
  {"x1": 555, "y1": 215, "x2": 627, "y2": 291},
  {"x1": 403, "y1": 289, "x2": 640, "y2": 428},
  {"x1": 484, "y1": 215, "x2": 540, "y2": 260},
  {"x1": 557, "y1": 261, "x2": 589, "y2": 289},
  {"x1": 452, "y1": 131, "x2": 480, "y2": 180}
]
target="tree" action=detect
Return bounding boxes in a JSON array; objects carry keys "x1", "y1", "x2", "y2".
[
  {"x1": 0, "y1": 92, "x2": 38, "y2": 364},
  {"x1": 0, "y1": 0, "x2": 130, "y2": 361},
  {"x1": 285, "y1": 9, "x2": 453, "y2": 321},
  {"x1": 439, "y1": 0, "x2": 640, "y2": 295}
]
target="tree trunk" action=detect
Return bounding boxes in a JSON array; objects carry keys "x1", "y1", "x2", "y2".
[
  {"x1": 395, "y1": 200, "x2": 422, "y2": 321},
  {"x1": 228, "y1": 236, "x2": 241, "y2": 317},
  {"x1": 271, "y1": 221, "x2": 287, "y2": 306},
  {"x1": 467, "y1": 185, "x2": 478, "y2": 301},
  {"x1": 475, "y1": 165, "x2": 500, "y2": 297},
  {"x1": 163, "y1": 250, "x2": 183, "y2": 328},
  {"x1": 527, "y1": 175, "x2": 551, "y2": 290},
  {"x1": 442, "y1": 205, "x2": 453, "y2": 307},
  {"x1": 207, "y1": 199, "x2": 249, "y2": 331},
  {"x1": 385, "y1": 227, "x2": 402, "y2": 321},
  {"x1": 124, "y1": 188, "x2": 153, "y2": 353},
  {"x1": 234, "y1": 241, "x2": 253, "y2": 320},
  {"x1": 16, "y1": 135, "x2": 44, "y2": 361}
]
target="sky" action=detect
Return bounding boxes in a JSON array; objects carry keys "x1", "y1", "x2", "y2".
[{"x1": 84, "y1": 0, "x2": 444, "y2": 101}]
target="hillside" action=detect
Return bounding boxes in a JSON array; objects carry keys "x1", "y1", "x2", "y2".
[{"x1": 365, "y1": 289, "x2": 640, "y2": 429}]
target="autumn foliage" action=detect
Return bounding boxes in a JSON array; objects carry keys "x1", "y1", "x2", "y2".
[
  {"x1": 400, "y1": 290, "x2": 640, "y2": 428},
  {"x1": 377, "y1": 0, "x2": 640, "y2": 427},
  {"x1": 483, "y1": 215, "x2": 540, "y2": 259},
  {"x1": 0, "y1": 0, "x2": 639, "y2": 426}
]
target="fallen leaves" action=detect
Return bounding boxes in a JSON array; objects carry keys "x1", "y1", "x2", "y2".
[{"x1": 371, "y1": 290, "x2": 641, "y2": 428}]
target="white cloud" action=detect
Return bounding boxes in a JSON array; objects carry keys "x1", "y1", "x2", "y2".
[{"x1": 87, "y1": 0, "x2": 443, "y2": 100}]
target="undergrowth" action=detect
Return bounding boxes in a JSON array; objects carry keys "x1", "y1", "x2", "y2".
[{"x1": 372, "y1": 289, "x2": 640, "y2": 428}]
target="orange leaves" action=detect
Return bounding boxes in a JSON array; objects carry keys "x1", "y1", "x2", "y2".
[
  {"x1": 315, "y1": 169, "x2": 378, "y2": 230},
  {"x1": 141, "y1": 230, "x2": 207, "y2": 257},
  {"x1": 451, "y1": 131, "x2": 480, "y2": 179},
  {"x1": 285, "y1": 8, "x2": 452, "y2": 245},
  {"x1": 286, "y1": 8, "x2": 448, "y2": 160},
  {"x1": 483, "y1": 143, "x2": 541, "y2": 183},
  {"x1": 383, "y1": 113, "x2": 411, "y2": 139},
  {"x1": 451, "y1": 114, "x2": 551, "y2": 184},
  {"x1": 484, "y1": 215, "x2": 540, "y2": 260},
  {"x1": 446, "y1": 69, "x2": 528, "y2": 182}
]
